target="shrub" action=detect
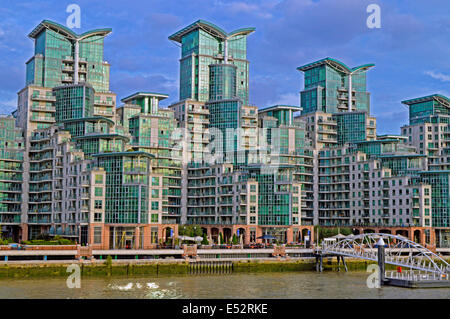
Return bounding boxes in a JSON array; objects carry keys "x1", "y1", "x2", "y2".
[{"x1": 201, "y1": 234, "x2": 209, "y2": 245}]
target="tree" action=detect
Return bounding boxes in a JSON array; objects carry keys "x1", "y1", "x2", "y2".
[
  {"x1": 201, "y1": 234, "x2": 209, "y2": 245},
  {"x1": 231, "y1": 234, "x2": 238, "y2": 245}
]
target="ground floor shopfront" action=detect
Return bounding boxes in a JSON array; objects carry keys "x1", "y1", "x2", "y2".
[
  {"x1": 85, "y1": 224, "x2": 314, "y2": 249},
  {"x1": 13, "y1": 223, "x2": 447, "y2": 250}
]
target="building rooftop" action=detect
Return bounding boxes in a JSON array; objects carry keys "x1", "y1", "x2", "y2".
[
  {"x1": 259, "y1": 105, "x2": 302, "y2": 113},
  {"x1": 28, "y1": 20, "x2": 112, "y2": 40},
  {"x1": 297, "y1": 57, "x2": 375, "y2": 74},
  {"x1": 121, "y1": 92, "x2": 169, "y2": 104},
  {"x1": 401, "y1": 94, "x2": 450, "y2": 107},
  {"x1": 168, "y1": 19, "x2": 255, "y2": 43}
]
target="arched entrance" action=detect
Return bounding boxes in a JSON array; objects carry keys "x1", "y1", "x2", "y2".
[
  {"x1": 237, "y1": 228, "x2": 246, "y2": 244},
  {"x1": 301, "y1": 229, "x2": 310, "y2": 242},
  {"x1": 223, "y1": 228, "x2": 232, "y2": 244},
  {"x1": 164, "y1": 227, "x2": 173, "y2": 245},
  {"x1": 363, "y1": 229, "x2": 375, "y2": 234},
  {"x1": 211, "y1": 227, "x2": 219, "y2": 244},
  {"x1": 414, "y1": 230, "x2": 422, "y2": 244}
]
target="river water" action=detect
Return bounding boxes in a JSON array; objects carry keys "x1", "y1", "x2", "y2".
[{"x1": 0, "y1": 272, "x2": 448, "y2": 299}]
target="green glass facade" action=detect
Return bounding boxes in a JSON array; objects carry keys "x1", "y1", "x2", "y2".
[
  {"x1": 95, "y1": 153, "x2": 151, "y2": 224},
  {"x1": 26, "y1": 20, "x2": 111, "y2": 92},
  {"x1": 334, "y1": 112, "x2": 367, "y2": 145},
  {"x1": 0, "y1": 117, "x2": 24, "y2": 239},
  {"x1": 298, "y1": 58, "x2": 373, "y2": 115},
  {"x1": 420, "y1": 171, "x2": 450, "y2": 227},
  {"x1": 169, "y1": 20, "x2": 254, "y2": 104}
]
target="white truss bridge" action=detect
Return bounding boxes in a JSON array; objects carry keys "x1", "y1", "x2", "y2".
[{"x1": 317, "y1": 233, "x2": 450, "y2": 276}]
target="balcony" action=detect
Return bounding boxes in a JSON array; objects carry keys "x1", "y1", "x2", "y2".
[{"x1": 31, "y1": 94, "x2": 56, "y2": 102}]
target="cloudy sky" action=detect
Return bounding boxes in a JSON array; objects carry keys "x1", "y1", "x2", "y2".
[{"x1": 0, "y1": 0, "x2": 449, "y2": 134}]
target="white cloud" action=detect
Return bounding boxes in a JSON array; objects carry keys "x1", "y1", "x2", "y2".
[{"x1": 425, "y1": 71, "x2": 450, "y2": 82}]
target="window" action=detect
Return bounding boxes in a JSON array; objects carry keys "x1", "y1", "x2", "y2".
[
  {"x1": 152, "y1": 177, "x2": 159, "y2": 186},
  {"x1": 94, "y1": 187, "x2": 103, "y2": 197},
  {"x1": 250, "y1": 185, "x2": 256, "y2": 192},
  {"x1": 94, "y1": 200, "x2": 103, "y2": 209},
  {"x1": 94, "y1": 213, "x2": 102, "y2": 222},
  {"x1": 95, "y1": 174, "x2": 103, "y2": 184},
  {"x1": 94, "y1": 227, "x2": 102, "y2": 244},
  {"x1": 151, "y1": 214, "x2": 158, "y2": 223},
  {"x1": 151, "y1": 227, "x2": 158, "y2": 243},
  {"x1": 151, "y1": 201, "x2": 159, "y2": 210}
]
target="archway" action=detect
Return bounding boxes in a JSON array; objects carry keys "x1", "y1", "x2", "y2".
[
  {"x1": 223, "y1": 228, "x2": 232, "y2": 244},
  {"x1": 237, "y1": 228, "x2": 246, "y2": 244},
  {"x1": 363, "y1": 228, "x2": 375, "y2": 234},
  {"x1": 164, "y1": 227, "x2": 173, "y2": 246},
  {"x1": 414, "y1": 230, "x2": 422, "y2": 244},
  {"x1": 211, "y1": 227, "x2": 219, "y2": 244},
  {"x1": 301, "y1": 228, "x2": 310, "y2": 242}
]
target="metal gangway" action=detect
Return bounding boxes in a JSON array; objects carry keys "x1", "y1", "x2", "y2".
[{"x1": 317, "y1": 233, "x2": 450, "y2": 277}]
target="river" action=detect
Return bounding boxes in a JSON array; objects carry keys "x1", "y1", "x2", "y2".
[{"x1": 0, "y1": 271, "x2": 448, "y2": 299}]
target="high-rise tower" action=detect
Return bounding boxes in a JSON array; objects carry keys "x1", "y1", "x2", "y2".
[
  {"x1": 297, "y1": 58, "x2": 374, "y2": 115},
  {"x1": 169, "y1": 20, "x2": 254, "y2": 104}
]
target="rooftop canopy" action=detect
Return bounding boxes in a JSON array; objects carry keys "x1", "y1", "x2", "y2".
[
  {"x1": 28, "y1": 20, "x2": 112, "y2": 41},
  {"x1": 259, "y1": 105, "x2": 302, "y2": 114},
  {"x1": 297, "y1": 57, "x2": 375, "y2": 75},
  {"x1": 121, "y1": 92, "x2": 169, "y2": 104},
  {"x1": 168, "y1": 19, "x2": 255, "y2": 43},
  {"x1": 401, "y1": 94, "x2": 450, "y2": 108}
]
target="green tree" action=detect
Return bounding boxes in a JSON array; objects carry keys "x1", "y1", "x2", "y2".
[{"x1": 201, "y1": 234, "x2": 209, "y2": 245}]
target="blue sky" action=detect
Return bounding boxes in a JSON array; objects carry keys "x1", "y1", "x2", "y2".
[{"x1": 0, "y1": 0, "x2": 449, "y2": 134}]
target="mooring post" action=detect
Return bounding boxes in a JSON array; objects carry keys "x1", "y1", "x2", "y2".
[
  {"x1": 319, "y1": 255, "x2": 323, "y2": 272},
  {"x1": 337, "y1": 255, "x2": 341, "y2": 272},
  {"x1": 377, "y1": 237, "x2": 386, "y2": 286},
  {"x1": 342, "y1": 256, "x2": 348, "y2": 272}
]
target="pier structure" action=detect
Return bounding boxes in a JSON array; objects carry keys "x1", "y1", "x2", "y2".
[{"x1": 315, "y1": 233, "x2": 450, "y2": 288}]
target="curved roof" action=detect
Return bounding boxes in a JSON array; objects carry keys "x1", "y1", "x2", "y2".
[
  {"x1": 169, "y1": 19, "x2": 255, "y2": 43},
  {"x1": 401, "y1": 94, "x2": 450, "y2": 108},
  {"x1": 297, "y1": 57, "x2": 374, "y2": 74},
  {"x1": 121, "y1": 92, "x2": 169, "y2": 104},
  {"x1": 28, "y1": 20, "x2": 112, "y2": 41}
]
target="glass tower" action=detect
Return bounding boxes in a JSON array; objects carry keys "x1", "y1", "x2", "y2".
[
  {"x1": 297, "y1": 58, "x2": 374, "y2": 115},
  {"x1": 169, "y1": 20, "x2": 254, "y2": 103},
  {"x1": 27, "y1": 20, "x2": 112, "y2": 92}
]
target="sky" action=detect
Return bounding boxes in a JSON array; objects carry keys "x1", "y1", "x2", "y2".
[{"x1": 0, "y1": 0, "x2": 449, "y2": 134}]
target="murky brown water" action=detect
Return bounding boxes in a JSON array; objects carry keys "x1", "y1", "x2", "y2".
[{"x1": 0, "y1": 272, "x2": 448, "y2": 299}]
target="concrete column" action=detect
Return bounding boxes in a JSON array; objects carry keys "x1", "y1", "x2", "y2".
[
  {"x1": 224, "y1": 38, "x2": 228, "y2": 63},
  {"x1": 135, "y1": 226, "x2": 140, "y2": 250},
  {"x1": 74, "y1": 40, "x2": 79, "y2": 84},
  {"x1": 286, "y1": 228, "x2": 293, "y2": 244},
  {"x1": 348, "y1": 73, "x2": 352, "y2": 112}
]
